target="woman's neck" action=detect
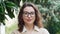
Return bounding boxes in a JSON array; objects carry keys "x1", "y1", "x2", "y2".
[{"x1": 25, "y1": 23, "x2": 34, "y2": 31}]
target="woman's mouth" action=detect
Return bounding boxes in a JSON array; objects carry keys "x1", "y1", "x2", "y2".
[{"x1": 27, "y1": 19, "x2": 32, "y2": 21}]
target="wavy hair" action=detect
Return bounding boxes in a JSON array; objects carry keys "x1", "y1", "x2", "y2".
[{"x1": 18, "y1": 2, "x2": 43, "y2": 32}]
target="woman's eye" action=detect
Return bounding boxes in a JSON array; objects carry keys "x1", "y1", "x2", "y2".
[
  {"x1": 32, "y1": 12, "x2": 34, "y2": 14},
  {"x1": 30, "y1": 12, "x2": 35, "y2": 15},
  {"x1": 24, "y1": 12, "x2": 28, "y2": 14},
  {"x1": 23, "y1": 12, "x2": 35, "y2": 15}
]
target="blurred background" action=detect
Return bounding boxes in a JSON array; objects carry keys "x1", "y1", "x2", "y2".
[{"x1": 0, "y1": 0, "x2": 60, "y2": 34}]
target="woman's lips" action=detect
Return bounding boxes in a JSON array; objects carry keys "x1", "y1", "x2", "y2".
[{"x1": 27, "y1": 19, "x2": 32, "y2": 21}]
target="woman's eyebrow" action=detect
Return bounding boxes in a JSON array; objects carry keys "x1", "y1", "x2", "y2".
[{"x1": 23, "y1": 12, "x2": 35, "y2": 13}]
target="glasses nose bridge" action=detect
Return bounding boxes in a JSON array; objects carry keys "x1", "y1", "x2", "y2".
[{"x1": 27, "y1": 13, "x2": 31, "y2": 17}]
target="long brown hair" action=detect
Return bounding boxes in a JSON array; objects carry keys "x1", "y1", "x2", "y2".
[{"x1": 18, "y1": 2, "x2": 43, "y2": 32}]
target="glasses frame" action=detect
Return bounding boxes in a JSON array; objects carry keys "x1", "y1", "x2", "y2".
[{"x1": 23, "y1": 12, "x2": 35, "y2": 17}]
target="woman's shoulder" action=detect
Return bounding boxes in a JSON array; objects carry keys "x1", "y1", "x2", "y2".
[
  {"x1": 39, "y1": 28, "x2": 48, "y2": 31},
  {"x1": 39, "y1": 28, "x2": 50, "y2": 34},
  {"x1": 11, "y1": 29, "x2": 21, "y2": 34}
]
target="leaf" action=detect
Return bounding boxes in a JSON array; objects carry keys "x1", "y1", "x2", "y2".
[
  {"x1": 4, "y1": 1, "x2": 17, "y2": 18},
  {"x1": 0, "y1": 14, "x2": 5, "y2": 25},
  {"x1": 23, "y1": 0, "x2": 26, "y2": 3},
  {"x1": 8, "y1": 11, "x2": 15, "y2": 19},
  {"x1": 4, "y1": 1, "x2": 17, "y2": 8},
  {"x1": 0, "y1": 4, "x2": 5, "y2": 14},
  {"x1": 34, "y1": 0, "x2": 40, "y2": 4},
  {"x1": 6, "y1": 7, "x2": 15, "y2": 19},
  {"x1": 8, "y1": 0, "x2": 21, "y2": 7}
]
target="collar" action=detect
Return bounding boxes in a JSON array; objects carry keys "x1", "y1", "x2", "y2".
[{"x1": 22, "y1": 25, "x2": 40, "y2": 33}]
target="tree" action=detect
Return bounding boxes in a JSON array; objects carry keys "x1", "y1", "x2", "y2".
[{"x1": 0, "y1": 0, "x2": 21, "y2": 25}]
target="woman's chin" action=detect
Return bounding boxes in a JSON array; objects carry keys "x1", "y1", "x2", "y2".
[{"x1": 26, "y1": 21, "x2": 33, "y2": 24}]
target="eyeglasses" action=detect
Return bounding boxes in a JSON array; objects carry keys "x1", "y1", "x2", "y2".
[{"x1": 23, "y1": 12, "x2": 35, "y2": 17}]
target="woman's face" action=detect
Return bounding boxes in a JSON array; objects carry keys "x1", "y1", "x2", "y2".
[{"x1": 23, "y1": 6, "x2": 35, "y2": 25}]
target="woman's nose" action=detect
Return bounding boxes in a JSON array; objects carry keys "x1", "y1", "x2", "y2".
[{"x1": 27, "y1": 14, "x2": 31, "y2": 18}]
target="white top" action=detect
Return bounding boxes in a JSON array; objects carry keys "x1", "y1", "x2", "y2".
[{"x1": 11, "y1": 26, "x2": 50, "y2": 34}]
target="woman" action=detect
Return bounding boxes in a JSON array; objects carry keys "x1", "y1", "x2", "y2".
[{"x1": 12, "y1": 2, "x2": 50, "y2": 34}]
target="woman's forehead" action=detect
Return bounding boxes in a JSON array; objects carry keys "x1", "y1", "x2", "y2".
[{"x1": 23, "y1": 6, "x2": 35, "y2": 12}]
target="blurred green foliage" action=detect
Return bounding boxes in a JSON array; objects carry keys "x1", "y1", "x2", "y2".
[
  {"x1": 6, "y1": 23, "x2": 18, "y2": 34},
  {"x1": 0, "y1": 0, "x2": 19, "y2": 25},
  {"x1": 0, "y1": 0, "x2": 60, "y2": 34}
]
